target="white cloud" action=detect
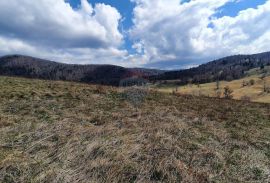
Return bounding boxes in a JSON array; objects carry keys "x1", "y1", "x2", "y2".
[
  {"x1": 209, "y1": 0, "x2": 270, "y2": 54},
  {"x1": 0, "y1": 36, "x2": 35, "y2": 54},
  {"x1": 0, "y1": 0, "x2": 270, "y2": 68},
  {"x1": 130, "y1": 0, "x2": 270, "y2": 66},
  {"x1": 0, "y1": 35, "x2": 135, "y2": 67},
  {"x1": 0, "y1": 0, "x2": 132, "y2": 66},
  {"x1": 80, "y1": 0, "x2": 94, "y2": 14},
  {"x1": 0, "y1": 0, "x2": 123, "y2": 48}
]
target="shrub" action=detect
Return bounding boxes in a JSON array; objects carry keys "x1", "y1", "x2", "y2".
[
  {"x1": 249, "y1": 79, "x2": 255, "y2": 86},
  {"x1": 242, "y1": 80, "x2": 248, "y2": 87},
  {"x1": 264, "y1": 86, "x2": 270, "y2": 93},
  {"x1": 224, "y1": 86, "x2": 233, "y2": 99},
  {"x1": 172, "y1": 87, "x2": 179, "y2": 95}
]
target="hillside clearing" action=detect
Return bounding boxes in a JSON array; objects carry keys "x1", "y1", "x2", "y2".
[
  {"x1": 156, "y1": 75, "x2": 270, "y2": 103},
  {"x1": 0, "y1": 76, "x2": 269, "y2": 182}
]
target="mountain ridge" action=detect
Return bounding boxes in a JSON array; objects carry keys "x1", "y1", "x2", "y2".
[
  {"x1": 1, "y1": 52, "x2": 270, "y2": 86},
  {"x1": 150, "y1": 51, "x2": 270, "y2": 84},
  {"x1": 0, "y1": 55, "x2": 164, "y2": 86}
]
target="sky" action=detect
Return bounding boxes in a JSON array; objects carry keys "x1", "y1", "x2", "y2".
[{"x1": 0, "y1": 0, "x2": 269, "y2": 69}]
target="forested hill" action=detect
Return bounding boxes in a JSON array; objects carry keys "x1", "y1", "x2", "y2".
[
  {"x1": 1, "y1": 52, "x2": 270, "y2": 86},
  {"x1": 0, "y1": 55, "x2": 163, "y2": 86},
  {"x1": 150, "y1": 52, "x2": 270, "y2": 84}
]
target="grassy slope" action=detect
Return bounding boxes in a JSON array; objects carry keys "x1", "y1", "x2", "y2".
[
  {"x1": 156, "y1": 67, "x2": 270, "y2": 103},
  {"x1": 0, "y1": 76, "x2": 269, "y2": 182}
]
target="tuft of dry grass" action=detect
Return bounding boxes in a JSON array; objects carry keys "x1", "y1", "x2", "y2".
[{"x1": 0, "y1": 76, "x2": 269, "y2": 182}]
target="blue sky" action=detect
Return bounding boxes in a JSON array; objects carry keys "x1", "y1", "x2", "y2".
[
  {"x1": 67, "y1": 0, "x2": 136, "y2": 53},
  {"x1": 67, "y1": 0, "x2": 268, "y2": 55},
  {"x1": 68, "y1": 0, "x2": 268, "y2": 31},
  {"x1": 215, "y1": 0, "x2": 267, "y2": 17},
  {"x1": 68, "y1": 0, "x2": 135, "y2": 28},
  {"x1": 0, "y1": 0, "x2": 269, "y2": 69}
]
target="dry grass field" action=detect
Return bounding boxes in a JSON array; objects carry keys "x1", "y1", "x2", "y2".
[
  {"x1": 156, "y1": 68, "x2": 270, "y2": 103},
  {"x1": 0, "y1": 76, "x2": 270, "y2": 182}
]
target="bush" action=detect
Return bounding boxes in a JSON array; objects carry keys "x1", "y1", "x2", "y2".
[
  {"x1": 242, "y1": 80, "x2": 248, "y2": 87},
  {"x1": 249, "y1": 79, "x2": 255, "y2": 86},
  {"x1": 224, "y1": 86, "x2": 233, "y2": 99},
  {"x1": 264, "y1": 86, "x2": 270, "y2": 93}
]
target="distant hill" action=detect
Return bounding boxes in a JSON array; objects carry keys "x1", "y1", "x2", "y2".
[
  {"x1": 1, "y1": 52, "x2": 270, "y2": 86},
  {"x1": 150, "y1": 52, "x2": 270, "y2": 85},
  {"x1": 0, "y1": 55, "x2": 164, "y2": 86}
]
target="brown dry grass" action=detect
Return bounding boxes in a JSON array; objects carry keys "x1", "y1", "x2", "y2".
[
  {"x1": 157, "y1": 75, "x2": 270, "y2": 103},
  {"x1": 0, "y1": 76, "x2": 269, "y2": 183}
]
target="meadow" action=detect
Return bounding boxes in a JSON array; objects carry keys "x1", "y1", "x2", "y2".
[
  {"x1": 156, "y1": 67, "x2": 270, "y2": 103},
  {"x1": 0, "y1": 76, "x2": 269, "y2": 182}
]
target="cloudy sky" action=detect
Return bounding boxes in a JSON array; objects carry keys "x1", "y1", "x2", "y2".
[{"x1": 0, "y1": 0, "x2": 269, "y2": 69}]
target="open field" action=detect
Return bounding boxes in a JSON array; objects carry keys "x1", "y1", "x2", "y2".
[
  {"x1": 156, "y1": 69, "x2": 270, "y2": 103},
  {"x1": 0, "y1": 76, "x2": 270, "y2": 182}
]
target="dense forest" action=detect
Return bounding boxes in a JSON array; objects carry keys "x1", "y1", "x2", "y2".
[
  {"x1": 0, "y1": 55, "x2": 162, "y2": 86},
  {"x1": 150, "y1": 52, "x2": 270, "y2": 85},
  {"x1": 1, "y1": 52, "x2": 270, "y2": 86}
]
